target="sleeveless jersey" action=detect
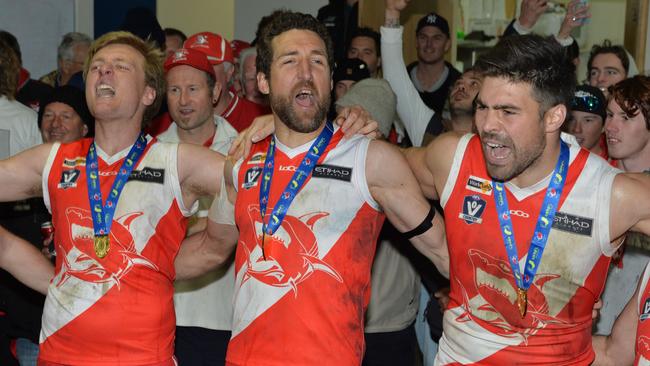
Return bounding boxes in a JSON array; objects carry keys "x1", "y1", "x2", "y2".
[
  {"x1": 226, "y1": 130, "x2": 385, "y2": 365},
  {"x1": 39, "y1": 137, "x2": 195, "y2": 365},
  {"x1": 636, "y1": 261, "x2": 650, "y2": 365},
  {"x1": 437, "y1": 134, "x2": 620, "y2": 365}
]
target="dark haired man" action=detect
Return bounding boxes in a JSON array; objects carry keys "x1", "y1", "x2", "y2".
[
  {"x1": 223, "y1": 10, "x2": 447, "y2": 365},
  {"x1": 588, "y1": 40, "x2": 629, "y2": 96},
  {"x1": 347, "y1": 27, "x2": 382, "y2": 78},
  {"x1": 164, "y1": 28, "x2": 187, "y2": 58},
  {"x1": 407, "y1": 12, "x2": 460, "y2": 116},
  {"x1": 406, "y1": 34, "x2": 650, "y2": 364}
]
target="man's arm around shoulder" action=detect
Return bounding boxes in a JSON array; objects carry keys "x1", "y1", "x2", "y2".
[{"x1": 367, "y1": 139, "x2": 449, "y2": 277}]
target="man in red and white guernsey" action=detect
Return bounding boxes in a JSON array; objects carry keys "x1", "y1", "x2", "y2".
[
  {"x1": 222, "y1": 10, "x2": 448, "y2": 365},
  {"x1": 591, "y1": 75, "x2": 650, "y2": 366},
  {"x1": 406, "y1": 34, "x2": 650, "y2": 365},
  {"x1": 0, "y1": 31, "x2": 240, "y2": 365}
]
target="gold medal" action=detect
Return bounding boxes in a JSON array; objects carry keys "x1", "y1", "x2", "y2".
[
  {"x1": 94, "y1": 235, "x2": 110, "y2": 258},
  {"x1": 517, "y1": 288, "x2": 527, "y2": 318}
]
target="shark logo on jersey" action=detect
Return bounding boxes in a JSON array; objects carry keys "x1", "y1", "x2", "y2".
[
  {"x1": 240, "y1": 205, "x2": 342, "y2": 296},
  {"x1": 53, "y1": 207, "x2": 158, "y2": 289},
  {"x1": 454, "y1": 249, "x2": 565, "y2": 343}
]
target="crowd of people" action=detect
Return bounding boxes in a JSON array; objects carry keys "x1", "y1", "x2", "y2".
[{"x1": 0, "y1": 0, "x2": 649, "y2": 365}]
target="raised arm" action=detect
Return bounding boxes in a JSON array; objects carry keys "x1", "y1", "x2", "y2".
[
  {"x1": 610, "y1": 173, "x2": 650, "y2": 241},
  {"x1": 382, "y1": 0, "x2": 434, "y2": 147},
  {"x1": 0, "y1": 225, "x2": 53, "y2": 294},
  {"x1": 0, "y1": 143, "x2": 52, "y2": 201},
  {"x1": 367, "y1": 139, "x2": 448, "y2": 277}
]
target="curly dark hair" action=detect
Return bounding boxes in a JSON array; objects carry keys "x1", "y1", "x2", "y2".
[
  {"x1": 587, "y1": 40, "x2": 629, "y2": 80},
  {"x1": 348, "y1": 27, "x2": 381, "y2": 57},
  {"x1": 609, "y1": 75, "x2": 650, "y2": 130},
  {"x1": 256, "y1": 10, "x2": 333, "y2": 79},
  {"x1": 473, "y1": 34, "x2": 576, "y2": 117}
]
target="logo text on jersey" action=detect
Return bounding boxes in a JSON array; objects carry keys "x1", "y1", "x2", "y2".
[
  {"x1": 247, "y1": 152, "x2": 266, "y2": 165},
  {"x1": 466, "y1": 175, "x2": 493, "y2": 195},
  {"x1": 459, "y1": 195, "x2": 486, "y2": 224},
  {"x1": 312, "y1": 164, "x2": 352, "y2": 182},
  {"x1": 62, "y1": 157, "x2": 86, "y2": 167},
  {"x1": 552, "y1": 212, "x2": 593, "y2": 237},
  {"x1": 129, "y1": 167, "x2": 165, "y2": 184},
  {"x1": 58, "y1": 169, "x2": 81, "y2": 189},
  {"x1": 641, "y1": 297, "x2": 650, "y2": 322},
  {"x1": 242, "y1": 167, "x2": 262, "y2": 189}
]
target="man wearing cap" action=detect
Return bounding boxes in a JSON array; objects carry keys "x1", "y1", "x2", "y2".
[
  {"x1": 332, "y1": 58, "x2": 370, "y2": 102},
  {"x1": 39, "y1": 85, "x2": 94, "y2": 144},
  {"x1": 566, "y1": 85, "x2": 609, "y2": 160},
  {"x1": 185, "y1": 32, "x2": 269, "y2": 132},
  {"x1": 158, "y1": 47, "x2": 239, "y2": 366},
  {"x1": 406, "y1": 11, "x2": 460, "y2": 116}
]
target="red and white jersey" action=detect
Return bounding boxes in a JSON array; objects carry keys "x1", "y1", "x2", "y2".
[
  {"x1": 437, "y1": 134, "x2": 620, "y2": 365},
  {"x1": 39, "y1": 137, "x2": 195, "y2": 365},
  {"x1": 226, "y1": 130, "x2": 385, "y2": 365},
  {"x1": 636, "y1": 261, "x2": 650, "y2": 366}
]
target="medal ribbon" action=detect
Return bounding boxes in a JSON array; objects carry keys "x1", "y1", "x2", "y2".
[
  {"x1": 86, "y1": 133, "x2": 147, "y2": 239},
  {"x1": 493, "y1": 140, "x2": 569, "y2": 291},
  {"x1": 259, "y1": 122, "x2": 334, "y2": 239}
]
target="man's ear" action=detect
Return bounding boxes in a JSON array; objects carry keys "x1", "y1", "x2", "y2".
[
  {"x1": 142, "y1": 86, "x2": 156, "y2": 106},
  {"x1": 212, "y1": 81, "x2": 223, "y2": 104},
  {"x1": 544, "y1": 104, "x2": 567, "y2": 133},
  {"x1": 257, "y1": 72, "x2": 270, "y2": 95}
]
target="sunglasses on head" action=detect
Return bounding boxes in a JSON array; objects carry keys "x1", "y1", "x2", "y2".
[{"x1": 571, "y1": 95, "x2": 601, "y2": 111}]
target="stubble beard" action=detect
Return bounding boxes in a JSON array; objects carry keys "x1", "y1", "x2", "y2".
[{"x1": 270, "y1": 82, "x2": 330, "y2": 134}]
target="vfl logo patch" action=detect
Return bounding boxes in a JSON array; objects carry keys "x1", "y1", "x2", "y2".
[
  {"x1": 466, "y1": 175, "x2": 493, "y2": 195},
  {"x1": 58, "y1": 169, "x2": 81, "y2": 189},
  {"x1": 242, "y1": 167, "x2": 262, "y2": 189},
  {"x1": 247, "y1": 152, "x2": 266, "y2": 165},
  {"x1": 459, "y1": 195, "x2": 486, "y2": 224},
  {"x1": 552, "y1": 212, "x2": 593, "y2": 237},
  {"x1": 129, "y1": 167, "x2": 164, "y2": 184},
  {"x1": 62, "y1": 157, "x2": 86, "y2": 167},
  {"x1": 312, "y1": 164, "x2": 352, "y2": 182}
]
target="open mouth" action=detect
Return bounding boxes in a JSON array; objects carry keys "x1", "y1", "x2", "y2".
[
  {"x1": 484, "y1": 141, "x2": 512, "y2": 162},
  {"x1": 96, "y1": 83, "x2": 116, "y2": 98},
  {"x1": 295, "y1": 89, "x2": 315, "y2": 108}
]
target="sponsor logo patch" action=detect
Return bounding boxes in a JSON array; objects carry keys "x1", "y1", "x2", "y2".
[
  {"x1": 58, "y1": 169, "x2": 80, "y2": 189},
  {"x1": 466, "y1": 175, "x2": 493, "y2": 195},
  {"x1": 642, "y1": 297, "x2": 650, "y2": 321},
  {"x1": 247, "y1": 152, "x2": 266, "y2": 165},
  {"x1": 242, "y1": 167, "x2": 262, "y2": 189},
  {"x1": 62, "y1": 157, "x2": 86, "y2": 167},
  {"x1": 552, "y1": 212, "x2": 593, "y2": 236},
  {"x1": 312, "y1": 164, "x2": 352, "y2": 182},
  {"x1": 129, "y1": 167, "x2": 165, "y2": 184},
  {"x1": 459, "y1": 195, "x2": 486, "y2": 224}
]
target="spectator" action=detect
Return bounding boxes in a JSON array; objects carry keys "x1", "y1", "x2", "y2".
[
  {"x1": 238, "y1": 47, "x2": 267, "y2": 106},
  {"x1": 317, "y1": 0, "x2": 359, "y2": 61},
  {"x1": 39, "y1": 32, "x2": 91, "y2": 88},
  {"x1": 164, "y1": 28, "x2": 187, "y2": 58},
  {"x1": 566, "y1": 84, "x2": 608, "y2": 160},
  {"x1": 347, "y1": 27, "x2": 382, "y2": 78}
]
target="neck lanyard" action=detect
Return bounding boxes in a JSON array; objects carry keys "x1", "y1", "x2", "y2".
[
  {"x1": 259, "y1": 122, "x2": 334, "y2": 259},
  {"x1": 492, "y1": 140, "x2": 569, "y2": 317},
  {"x1": 86, "y1": 133, "x2": 147, "y2": 258}
]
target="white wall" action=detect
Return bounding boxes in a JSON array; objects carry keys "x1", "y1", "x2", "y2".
[
  {"x1": 0, "y1": 0, "x2": 77, "y2": 79},
  {"x1": 234, "y1": 0, "x2": 325, "y2": 42}
]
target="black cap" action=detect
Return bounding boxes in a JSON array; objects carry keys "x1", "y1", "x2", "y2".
[
  {"x1": 571, "y1": 84, "x2": 607, "y2": 121},
  {"x1": 333, "y1": 58, "x2": 370, "y2": 84},
  {"x1": 416, "y1": 12, "x2": 450, "y2": 37},
  {"x1": 38, "y1": 85, "x2": 94, "y2": 136}
]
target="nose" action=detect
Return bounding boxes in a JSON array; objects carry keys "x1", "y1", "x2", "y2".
[
  {"x1": 476, "y1": 108, "x2": 502, "y2": 134},
  {"x1": 604, "y1": 115, "x2": 619, "y2": 134},
  {"x1": 179, "y1": 89, "x2": 189, "y2": 105},
  {"x1": 571, "y1": 120, "x2": 582, "y2": 134},
  {"x1": 597, "y1": 73, "x2": 608, "y2": 86},
  {"x1": 297, "y1": 59, "x2": 313, "y2": 81},
  {"x1": 99, "y1": 64, "x2": 113, "y2": 76},
  {"x1": 51, "y1": 114, "x2": 64, "y2": 128}
]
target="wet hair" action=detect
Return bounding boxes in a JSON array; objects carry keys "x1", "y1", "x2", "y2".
[
  {"x1": 0, "y1": 38, "x2": 20, "y2": 99},
  {"x1": 256, "y1": 10, "x2": 333, "y2": 79},
  {"x1": 473, "y1": 34, "x2": 576, "y2": 116},
  {"x1": 609, "y1": 75, "x2": 650, "y2": 130},
  {"x1": 587, "y1": 40, "x2": 629, "y2": 79},
  {"x1": 58, "y1": 32, "x2": 91, "y2": 62},
  {"x1": 85, "y1": 31, "x2": 165, "y2": 127},
  {"x1": 348, "y1": 27, "x2": 381, "y2": 57},
  {"x1": 0, "y1": 30, "x2": 21, "y2": 64}
]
